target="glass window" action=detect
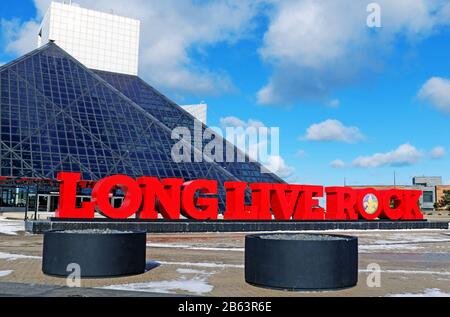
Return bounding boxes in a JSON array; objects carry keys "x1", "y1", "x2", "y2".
[{"x1": 423, "y1": 191, "x2": 434, "y2": 203}]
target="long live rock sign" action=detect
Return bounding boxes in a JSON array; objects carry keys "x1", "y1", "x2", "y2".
[{"x1": 56, "y1": 172, "x2": 424, "y2": 221}]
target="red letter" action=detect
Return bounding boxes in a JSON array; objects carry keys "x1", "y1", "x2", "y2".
[
  {"x1": 181, "y1": 180, "x2": 218, "y2": 220},
  {"x1": 294, "y1": 185, "x2": 325, "y2": 220},
  {"x1": 325, "y1": 187, "x2": 358, "y2": 220},
  {"x1": 223, "y1": 182, "x2": 255, "y2": 220},
  {"x1": 380, "y1": 190, "x2": 404, "y2": 220},
  {"x1": 91, "y1": 175, "x2": 142, "y2": 219},
  {"x1": 250, "y1": 183, "x2": 273, "y2": 220},
  {"x1": 401, "y1": 190, "x2": 424, "y2": 220},
  {"x1": 56, "y1": 172, "x2": 95, "y2": 219},
  {"x1": 270, "y1": 184, "x2": 301, "y2": 220},
  {"x1": 137, "y1": 177, "x2": 183, "y2": 219},
  {"x1": 223, "y1": 182, "x2": 272, "y2": 220}
]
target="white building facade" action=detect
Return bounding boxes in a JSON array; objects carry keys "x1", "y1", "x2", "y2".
[{"x1": 37, "y1": 1, "x2": 140, "y2": 75}]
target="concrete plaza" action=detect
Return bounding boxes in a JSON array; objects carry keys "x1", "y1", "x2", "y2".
[{"x1": 0, "y1": 216, "x2": 449, "y2": 297}]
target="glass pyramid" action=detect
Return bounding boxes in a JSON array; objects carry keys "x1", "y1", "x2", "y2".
[{"x1": 0, "y1": 43, "x2": 283, "y2": 210}]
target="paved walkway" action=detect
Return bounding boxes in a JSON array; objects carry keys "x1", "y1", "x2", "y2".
[
  {"x1": 0, "y1": 217, "x2": 449, "y2": 297},
  {"x1": 0, "y1": 281, "x2": 179, "y2": 297}
]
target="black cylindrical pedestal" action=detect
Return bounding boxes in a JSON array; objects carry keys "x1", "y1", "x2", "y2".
[
  {"x1": 42, "y1": 230, "x2": 146, "y2": 277},
  {"x1": 245, "y1": 233, "x2": 358, "y2": 291}
]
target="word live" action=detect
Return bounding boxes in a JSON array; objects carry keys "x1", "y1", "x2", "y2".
[{"x1": 56, "y1": 172, "x2": 424, "y2": 221}]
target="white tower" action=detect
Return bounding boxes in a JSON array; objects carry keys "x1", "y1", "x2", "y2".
[{"x1": 37, "y1": 1, "x2": 140, "y2": 75}]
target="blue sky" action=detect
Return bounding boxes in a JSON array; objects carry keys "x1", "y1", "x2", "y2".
[{"x1": 1, "y1": 0, "x2": 450, "y2": 186}]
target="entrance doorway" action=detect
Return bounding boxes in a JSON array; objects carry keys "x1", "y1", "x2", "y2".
[{"x1": 38, "y1": 195, "x2": 49, "y2": 212}]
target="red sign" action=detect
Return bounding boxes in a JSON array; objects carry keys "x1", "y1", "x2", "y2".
[{"x1": 55, "y1": 172, "x2": 424, "y2": 221}]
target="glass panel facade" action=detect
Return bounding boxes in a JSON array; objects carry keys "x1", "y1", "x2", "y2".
[
  {"x1": 0, "y1": 187, "x2": 27, "y2": 207},
  {"x1": 0, "y1": 43, "x2": 283, "y2": 211},
  {"x1": 94, "y1": 70, "x2": 284, "y2": 184}
]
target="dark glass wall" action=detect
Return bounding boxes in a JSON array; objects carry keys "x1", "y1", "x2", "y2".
[
  {"x1": 0, "y1": 43, "x2": 283, "y2": 211},
  {"x1": 95, "y1": 70, "x2": 284, "y2": 185}
]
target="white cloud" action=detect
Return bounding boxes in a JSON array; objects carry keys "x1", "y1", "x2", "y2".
[
  {"x1": 2, "y1": 0, "x2": 262, "y2": 97},
  {"x1": 295, "y1": 150, "x2": 306, "y2": 158},
  {"x1": 430, "y1": 146, "x2": 445, "y2": 159},
  {"x1": 7, "y1": 0, "x2": 450, "y2": 107},
  {"x1": 353, "y1": 143, "x2": 423, "y2": 168},
  {"x1": 219, "y1": 115, "x2": 295, "y2": 179},
  {"x1": 220, "y1": 116, "x2": 246, "y2": 128},
  {"x1": 303, "y1": 119, "x2": 365, "y2": 143},
  {"x1": 1, "y1": 19, "x2": 40, "y2": 55},
  {"x1": 418, "y1": 77, "x2": 450, "y2": 113},
  {"x1": 258, "y1": 0, "x2": 450, "y2": 105},
  {"x1": 262, "y1": 155, "x2": 295, "y2": 179},
  {"x1": 330, "y1": 159, "x2": 346, "y2": 168},
  {"x1": 7, "y1": 1, "x2": 450, "y2": 104},
  {"x1": 285, "y1": 175, "x2": 301, "y2": 184},
  {"x1": 220, "y1": 116, "x2": 265, "y2": 130},
  {"x1": 328, "y1": 99, "x2": 340, "y2": 108}
]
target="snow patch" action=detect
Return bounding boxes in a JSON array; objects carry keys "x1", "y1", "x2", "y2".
[
  {"x1": 147, "y1": 243, "x2": 244, "y2": 252},
  {"x1": 0, "y1": 270, "x2": 13, "y2": 277},
  {"x1": 387, "y1": 288, "x2": 450, "y2": 297},
  {"x1": 103, "y1": 277, "x2": 213, "y2": 295},
  {"x1": 176, "y1": 268, "x2": 211, "y2": 275},
  {"x1": 359, "y1": 269, "x2": 450, "y2": 276},
  {"x1": 159, "y1": 260, "x2": 244, "y2": 269},
  {"x1": 373, "y1": 236, "x2": 450, "y2": 244},
  {"x1": 0, "y1": 252, "x2": 41, "y2": 261},
  {"x1": 0, "y1": 217, "x2": 24, "y2": 235},
  {"x1": 358, "y1": 233, "x2": 450, "y2": 253},
  {"x1": 249, "y1": 229, "x2": 450, "y2": 234},
  {"x1": 359, "y1": 244, "x2": 423, "y2": 252},
  {"x1": 102, "y1": 260, "x2": 218, "y2": 295}
]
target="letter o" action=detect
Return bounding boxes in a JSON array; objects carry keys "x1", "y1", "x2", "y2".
[
  {"x1": 355, "y1": 189, "x2": 382, "y2": 220},
  {"x1": 92, "y1": 175, "x2": 142, "y2": 219}
]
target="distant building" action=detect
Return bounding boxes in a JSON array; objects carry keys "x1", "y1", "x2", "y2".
[
  {"x1": 412, "y1": 176, "x2": 441, "y2": 210},
  {"x1": 37, "y1": 1, "x2": 140, "y2": 75},
  {"x1": 180, "y1": 103, "x2": 208, "y2": 124},
  {"x1": 353, "y1": 176, "x2": 449, "y2": 211}
]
